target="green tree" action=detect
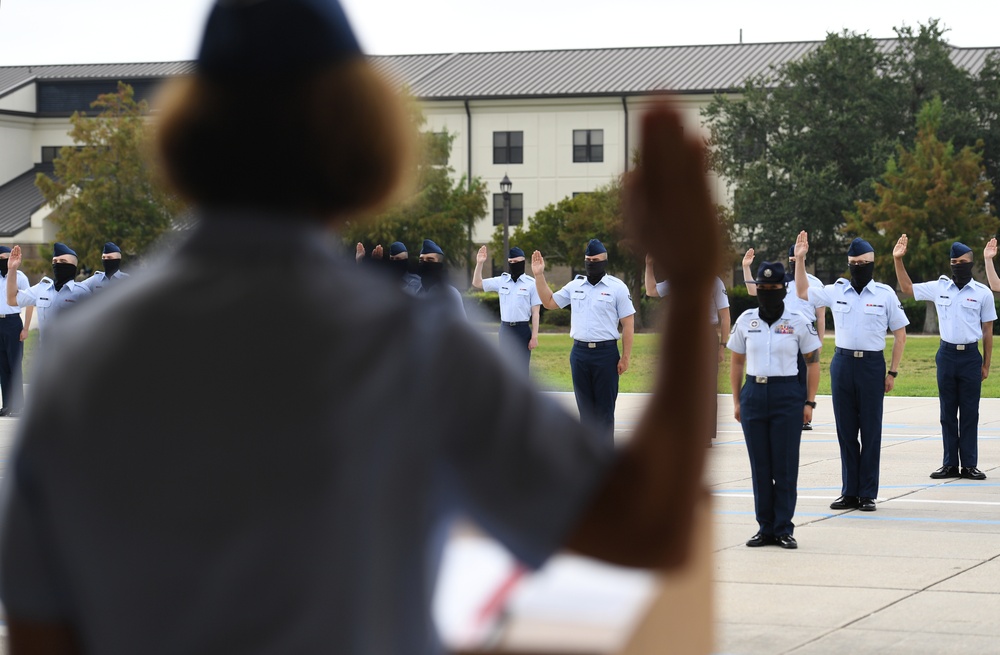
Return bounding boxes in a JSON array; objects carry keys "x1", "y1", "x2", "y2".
[
  {"x1": 704, "y1": 21, "x2": 1000, "y2": 280},
  {"x1": 36, "y1": 82, "x2": 184, "y2": 273},
  {"x1": 340, "y1": 98, "x2": 487, "y2": 273},
  {"x1": 845, "y1": 97, "x2": 997, "y2": 290},
  {"x1": 490, "y1": 177, "x2": 650, "y2": 326}
]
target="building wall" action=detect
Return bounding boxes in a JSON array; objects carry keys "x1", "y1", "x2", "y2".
[
  {"x1": 0, "y1": 116, "x2": 35, "y2": 185},
  {"x1": 0, "y1": 84, "x2": 35, "y2": 113}
]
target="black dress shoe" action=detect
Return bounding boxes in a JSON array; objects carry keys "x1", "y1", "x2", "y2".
[
  {"x1": 859, "y1": 497, "x2": 876, "y2": 511},
  {"x1": 0, "y1": 407, "x2": 9, "y2": 417},
  {"x1": 930, "y1": 465, "x2": 961, "y2": 479},
  {"x1": 830, "y1": 495, "x2": 860, "y2": 510},
  {"x1": 746, "y1": 532, "x2": 776, "y2": 547},
  {"x1": 775, "y1": 534, "x2": 798, "y2": 549},
  {"x1": 961, "y1": 467, "x2": 987, "y2": 480},
  {"x1": 801, "y1": 422, "x2": 812, "y2": 431}
]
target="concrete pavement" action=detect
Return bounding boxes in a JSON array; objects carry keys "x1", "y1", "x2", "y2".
[{"x1": 0, "y1": 394, "x2": 997, "y2": 654}]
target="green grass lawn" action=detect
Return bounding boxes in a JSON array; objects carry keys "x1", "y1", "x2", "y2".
[{"x1": 526, "y1": 332, "x2": 994, "y2": 397}]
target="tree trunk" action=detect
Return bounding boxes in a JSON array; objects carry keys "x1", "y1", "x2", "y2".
[{"x1": 923, "y1": 301, "x2": 939, "y2": 335}]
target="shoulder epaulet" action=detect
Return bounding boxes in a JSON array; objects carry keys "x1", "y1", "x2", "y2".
[
  {"x1": 873, "y1": 281, "x2": 894, "y2": 291},
  {"x1": 738, "y1": 308, "x2": 758, "y2": 322},
  {"x1": 835, "y1": 278, "x2": 847, "y2": 285},
  {"x1": 574, "y1": 274, "x2": 585, "y2": 280},
  {"x1": 39, "y1": 276, "x2": 53, "y2": 285},
  {"x1": 938, "y1": 275, "x2": 951, "y2": 282},
  {"x1": 521, "y1": 274, "x2": 535, "y2": 282},
  {"x1": 969, "y1": 279, "x2": 990, "y2": 290}
]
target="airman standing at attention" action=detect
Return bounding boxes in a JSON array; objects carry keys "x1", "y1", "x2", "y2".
[
  {"x1": 729, "y1": 261, "x2": 821, "y2": 549},
  {"x1": 532, "y1": 238, "x2": 635, "y2": 447},
  {"x1": 895, "y1": 235, "x2": 994, "y2": 481},
  {"x1": 417, "y1": 239, "x2": 466, "y2": 319},
  {"x1": 472, "y1": 245, "x2": 541, "y2": 373},
  {"x1": 794, "y1": 232, "x2": 908, "y2": 513},
  {"x1": 82, "y1": 241, "x2": 130, "y2": 293}
]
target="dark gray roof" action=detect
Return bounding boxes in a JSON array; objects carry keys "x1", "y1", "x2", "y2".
[
  {"x1": 0, "y1": 164, "x2": 52, "y2": 237},
  {"x1": 2, "y1": 40, "x2": 997, "y2": 101}
]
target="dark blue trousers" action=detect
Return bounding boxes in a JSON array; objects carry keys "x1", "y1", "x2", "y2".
[
  {"x1": 498, "y1": 322, "x2": 532, "y2": 375},
  {"x1": 830, "y1": 350, "x2": 885, "y2": 498},
  {"x1": 739, "y1": 377, "x2": 804, "y2": 537},
  {"x1": 570, "y1": 340, "x2": 620, "y2": 449},
  {"x1": 936, "y1": 343, "x2": 982, "y2": 468},
  {"x1": 0, "y1": 314, "x2": 24, "y2": 412}
]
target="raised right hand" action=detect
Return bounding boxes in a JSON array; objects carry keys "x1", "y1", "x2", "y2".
[
  {"x1": 531, "y1": 250, "x2": 545, "y2": 276},
  {"x1": 8, "y1": 245, "x2": 21, "y2": 272},
  {"x1": 985, "y1": 238, "x2": 997, "y2": 261},
  {"x1": 476, "y1": 245, "x2": 488, "y2": 264},
  {"x1": 893, "y1": 234, "x2": 908, "y2": 259},
  {"x1": 742, "y1": 248, "x2": 755, "y2": 267},
  {"x1": 355, "y1": 242, "x2": 365, "y2": 262},
  {"x1": 793, "y1": 231, "x2": 809, "y2": 260}
]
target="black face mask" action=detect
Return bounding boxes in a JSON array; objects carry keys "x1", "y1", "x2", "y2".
[
  {"x1": 757, "y1": 287, "x2": 786, "y2": 325},
  {"x1": 509, "y1": 260, "x2": 525, "y2": 282},
  {"x1": 103, "y1": 258, "x2": 121, "y2": 278},
  {"x1": 389, "y1": 257, "x2": 409, "y2": 279},
  {"x1": 951, "y1": 261, "x2": 974, "y2": 289},
  {"x1": 585, "y1": 260, "x2": 606, "y2": 285},
  {"x1": 0, "y1": 259, "x2": 7, "y2": 278},
  {"x1": 849, "y1": 262, "x2": 874, "y2": 292},
  {"x1": 52, "y1": 262, "x2": 77, "y2": 291},
  {"x1": 418, "y1": 260, "x2": 444, "y2": 290}
]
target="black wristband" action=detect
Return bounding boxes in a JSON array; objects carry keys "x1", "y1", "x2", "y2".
[
  {"x1": 804, "y1": 400, "x2": 817, "y2": 408},
  {"x1": 887, "y1": 371, "x2": 898, "y2": 378}
]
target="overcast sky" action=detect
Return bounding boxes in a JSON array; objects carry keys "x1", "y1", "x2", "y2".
[{"x1": 0, "y1": 0, "x2": 996, "y2": 67}]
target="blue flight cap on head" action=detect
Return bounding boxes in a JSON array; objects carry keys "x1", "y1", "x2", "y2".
[
  {"x1": 585, "y1": 239, "x2": 607, "y2": 256},
  {"x1": 788, "y1": 245, "x2": 796, "y2": 258},
  {"x1": 508, "y1": 247, "x2": 525, "y2": 259},
  {"x1": 755, "y1": 261, "x2": 785, "y2": 285},
  {"x1": 103, "y1": 242, "x2": 121, "y2": 255},
  {"x1": 847, "y1": 238, "x2": 874, "y2": 257},
  {"x1": 951, "y1": 242, "x2": 972, "y2": 259},
  {"x1": 389, "y1": 242, "x2": 407, "y2": 257},
  {"x1": 0, "y1": 246, "x2": 10, "y2": 255},
  {"x1": 197, "y1": 0, "x2": 363, "y2": 80},
  {"x1": 53, "y1": 242, "x2": 77, "y2": 258},
  {"x1": 420, "y1": 239, "x2": 444, "y2": 256}
]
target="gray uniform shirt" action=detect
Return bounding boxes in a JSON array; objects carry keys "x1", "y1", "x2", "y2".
[{"x1": 0, "y1": 213, "x2": 608, "y2": 655}]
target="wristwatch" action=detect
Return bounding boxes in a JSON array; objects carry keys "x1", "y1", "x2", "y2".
[
  {"x1": 804, "y1": 400, "x2": 817, "y2": 409},
  {"x1": 887, "y1": 371, "x2": 898, "y2": 378}
]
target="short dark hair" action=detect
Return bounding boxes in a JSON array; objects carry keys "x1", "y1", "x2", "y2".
[{"x1": 154, "y1": 60, "x2": 413, "y2": 219}]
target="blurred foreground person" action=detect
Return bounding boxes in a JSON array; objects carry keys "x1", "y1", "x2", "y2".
[{"x1": 0, "y1": 1, "x2": 719, "y2": 654}]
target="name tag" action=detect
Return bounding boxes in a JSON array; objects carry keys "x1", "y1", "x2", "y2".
[{"x1": 498, "y1": 286, "x2": 510, "y2": 295}]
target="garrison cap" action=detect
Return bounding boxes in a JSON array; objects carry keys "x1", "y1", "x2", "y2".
[
  {"x1": 103, "y1": 242, "x2": 121, "y2": 255},
  {"x1": 847, "y1": 238, "x2": 874, "y2": 257},
  {"x1": 755, "y1": 261, "x2": 786, "y2": 285},
  {"x1": 53, "y1": 242, "x2": 77, "y2": 258},
  {"x1": 0, "y1": 247, "x2": 10, "y2": 255},
  {"x1": 951, "y1": 242, "x2": 973, "y2": 258},
  {"x1": 420, "y1": 239, "x2": 444, "y2": 256},
  {"x1": 508, "y1": 247, "x2": 525, "y2": 259},
  {"x1": 197, "y1": 0, "x2": 362, "y2": 80},
  {"x1": 389, "y1": 242, "x2": 407, "y2": 257},
  {"x1": 788, "y1": 245, "x2": 796, "y2": 258},
  {"x1": 585, "y1": 239, "x2": 607, "y2": 256}
]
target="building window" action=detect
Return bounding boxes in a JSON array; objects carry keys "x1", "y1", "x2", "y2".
[
  {"x1": 493, "y1": 131, "x2": 523, "y2": 164},
  {"x1": 572, "y1": 192, "x2": 591, "y2": 198},
  {"x1": 573, "y1": 129, "x2": 603, "y2": 163},
  {"x1": 41, "y1": 146, "x2": 61, "y2": 163},
  {"x1": 493, "y1": 193, "x2": 524, "y2": 225}
]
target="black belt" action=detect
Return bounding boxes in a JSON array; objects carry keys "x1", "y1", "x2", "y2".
[
  {"x1": 745, "y1": 375, "x2": 798, "y2": 384},
  {"x1": 574, "y1": 339, "x2": 617, "y2": 349},
  {"x1": 0, "y1": 313, "x2": 20, "y2": 319},
  {"x1": 835, "y1": 348, "x2": 881, "y2": 358},
  {"x1": 940, "y1": 340, "x2": 978, "y2": 351},
  {"x1": 502, "y1": 321, "x2": 529, "y2": 327}
]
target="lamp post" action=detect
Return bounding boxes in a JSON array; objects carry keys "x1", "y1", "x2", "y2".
[{"x1": 500, "y1": 174, "x2": 512, "y2": 273}]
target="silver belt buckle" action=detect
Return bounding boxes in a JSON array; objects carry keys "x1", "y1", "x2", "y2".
[
  {"x1": 755, "y1": 376, "x2": 768, "y2": 384},
  {"x1": 588, "y1": 342, "x2": 596, "y2": 349},
  {"x1": 957, "y1": 344, "x2": 966, "y2": 351},
  {"x1": 853, "y1": 351, "x2": 864, "y2": 358}
]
